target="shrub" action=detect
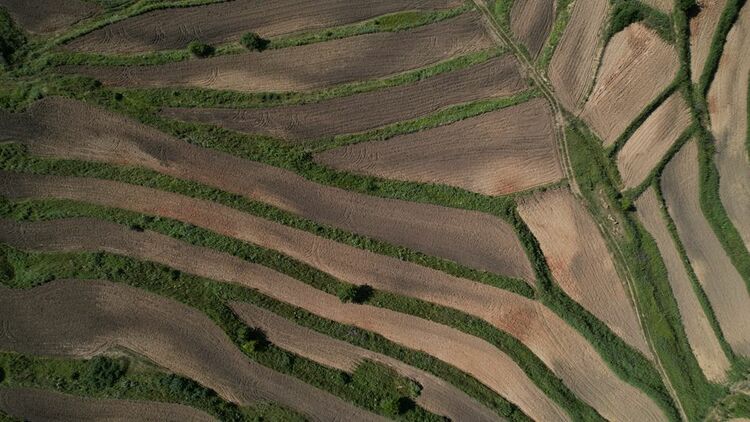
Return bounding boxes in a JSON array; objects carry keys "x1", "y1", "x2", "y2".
[
  {"x1": 237, "y1": 326, "x2": 269, "y2": 352},
  {"x1": 84, "y1": 356, "x2": 127, "y2": 388},
  {"x1": 337, "y1": 284, "x2": 373, "y2": 304},
  {"x1": 240, "y1": 32, "x2": 268, "y2": 51},
  {"x1": 0, "y1": 7, "x2": 25, "y2": 66},
  {"x1": 187, "y1": 41, "x2": 214, "y2": 58}
]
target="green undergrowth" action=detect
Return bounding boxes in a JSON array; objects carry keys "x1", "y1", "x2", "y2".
[
  {"x1": 0, "y1": 352, "x2": 299, "y2": 421},
  {"x1": 537, "y1": 0, "x2": 574, "y2": 72},
  {"x1": 310, "y1": 89, "x2": 539, "y2": 151},
  {"x1": 42, "y1": 5, "x2": 472, "y2": 68},
  {"x1": 566, "y1": 120, "x2": 723, "y2": 420},
  {"x1": 652, "y1": 182, "x2": 736, "y2": 362},
  {"x1": 607, "y1": 0, "x2": 675, "y2": 43},
  {"x1": 0, "y1": 8, "x2": 26, "y2": 67},
  {"x1": 697, "y1": 0, "x2": 748, "y2": 96},
  {"x1": 0, "y1": 144, "x2": 533, "y2": 298},
  {"x1": 0, "y1": 246, "x2": 533, "y2": 421},
  {"x1": 0, "y1": 196, "x2": 598, "y2": 421}
]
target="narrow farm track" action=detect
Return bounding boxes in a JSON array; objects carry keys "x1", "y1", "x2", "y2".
[
  {"x1": 0, "y1": 279, "x2": 387, "y2": 422},
  {"x1": 0, "y1": 173, "x2": 667, "y2": 421},
  {"x1": 230, "y1": 302, "x2": 502, "y2": 422},
  {"x1": 0, "y1": 388, "x2": 218, "y2": 422},
  {"x1": 470, "y1": 1, "x2": 687, "y2": 419},
  {"x1": 0, "y1": 218, "x2": 569, "y2": 422},
  {"x1": 0, "y1": 97, "x2": 536, "y2": 282}
]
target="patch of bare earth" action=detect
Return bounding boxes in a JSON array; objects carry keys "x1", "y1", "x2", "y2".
[
  {"x1": 0, "y1": 97, "x2": 534, "y2": 281},
  {"x1": 548, "y1": 0, "x2": 610, "y2": 112},
  {"x1": 62, "y1": 13, "x2": 493, "y2": 93},
  {"x1": 0, "y1": 217, "x2": 667, "y2": 421},
  {"x1": 690, "y1": 0, "x2": 728, "y2": 82},
  {"x1": 707, "y1": 2, "x2": 750, "y2": 249},
  {"x1": 635, "y1": 188, "x2": 730, "y2": 382},
  {"x1": 161, "y1": 54, "x2": 526, "y2": 142},
  {"x1": 65, "y1": 0, "x2": 463, "y2": 53},
  {"x1": 661, "y1": 140, "x2": 750, "y2": 356},
  {"x1": 581, "y1": 23, "x2": 679, "y2": 146},
  {"x1": 617, "y1": 92, "x2": 692, "y2": 189},
  {"x1": 0, "y1": 217, "x2": 568, "y2": 422},
  {"x1": 0, "y1": 278, "x2": 386, "y2": 421},
  {"x1": 314, "y1": 98, "x2": 563, "y2": 196},
  {"x1": 517, "y1": 189, "x2": 651, "y2": 356},
  {"x1": 0, "y1": 388, "x2": 217, "y2": 422},
  {"x1": 0, "y1": 0, "x2": 98, "y2": 34},
  {"x1": 230, "y1": 302, "x2": 502, "y2": 422},
  {"x1": 510, "y1": 0, "x2": 555, "y2": 57}
]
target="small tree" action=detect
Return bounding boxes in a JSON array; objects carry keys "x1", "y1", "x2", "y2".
[
  {"x1": 240, "y1": 32, "x2": 268, "y2": 51},
  {"x1": 338, "y1": 284, "x2": 373, "y2": 304},
  {"x1": 188, "y1": 40, "x2": 214, "y2": 58}
]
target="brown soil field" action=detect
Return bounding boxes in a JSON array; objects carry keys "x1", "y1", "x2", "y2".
[
  {"x1": 581, "y1": 23, "x2": 679, "y2": 146},
  {"x1": 642, "y1": 0, "x2": 674, "y2": 12},
  {"x1": 0, "y1": 278, "x2": 386, "y2": 421},
  {"x1": 548, "y1": 0, "x2": 610, "y2": 112},
  {"x1": 62, "y1": 13, "x2": 493, "y2": 93},
  {"x1": 65, "y1": 0, "x2": 462, "y2": 53},
  {"x1": 0, "y1": 217, "x2": 667, "y2": 421},
  {"x1": 662, "y1": 140, "x2": 750, "y2": 357},
  {"x1": 0, "y1": 388, "x2": 217, "y2": 422},
  {"x1": 231, "y1": 302, "x2": 502, "y2": 422},
  {"x1": 690, "y1": 0, "x2": 728, "y2": 82},
  {"x1": 617, "y1": 92, "x2": 692, "y2": 189},
  {"x1": 314, "y1": 98, "x2": 564, "y2": 196},
  {"x1": 0, "y1": 97, "x2": 534, "y2": 281},
  {"x1": 636, "y1": 188, "x2": 730, "y2": 382},
  {"x1": 510, "y1": 0, "x2": 555, "y2": 57},
  {"x1": 161, "y1": 54, "x2": 526, "y2": 142},
  {"x1": 517, "y1": 189, "x2": 651, "y2": 355},
  {"x1": 707, "y1": 2, "x2": 750, "y2": 249},
  {"x1": 0, "y1": 0, "x2": 98, "y2": 34},
  {"x1": 0, "y1": 217, "x2": 568, "y2": 422}
]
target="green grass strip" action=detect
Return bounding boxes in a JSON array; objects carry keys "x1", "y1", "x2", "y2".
[
  {"x1": 0, "y1": 195, "x2": 598, "y2": 421},
  {"x1": 537, "y1": 0, "x2": 575, "y2": 72},
  {"x1": 697, "y1": 0, "x2": 747, "y2": 96},
  {"x1": 566, "y1": 120, "x2": 721, "y2": 421},
  {"x1": 607, "y1": 0, "x2": 675, "y2": 44},
  {"x1": 0, "y1": 245, "x2": 537, "y2": 421}
]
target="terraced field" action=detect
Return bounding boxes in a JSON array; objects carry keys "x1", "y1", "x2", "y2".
[{"x1": 1, "y1": 0, "x2": 749, "y2": 420}]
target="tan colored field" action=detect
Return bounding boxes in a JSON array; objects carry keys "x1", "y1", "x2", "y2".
[
  {"x1": 0, "y1": 217, "x2": 667, "y2": 421},
  {"x1": 0, "y1": 279, "x2": 385, "y2": 421},
  {"x1": 161, "y1": 54, "x2": 526, "y2": 142},
  {"x1": 0, "y1": 217, "x2": 568, "y2": 422},
  {"x1": 0, "y1": 97, "x2": 534, "y2": 281},
  {"x1": 510, "y1": 0, "x2": 555, "y2": 57},
  {"x1": 642, "y1": 0, "x2": 674, "y2": 12},
  {"x1": 707, "y1": 2, "x2": 750, "y2": 249},
  {"x1": 690, "y1": 0, "x2": 728, "y2": 82},
  {"x1": 635, "y1": 188, "x2": 730, "y2": 382},
  {"x1": 517, "y1": 189, "x2": 651, "y2": 355},
  {"x1": 0, "y1": 388, "x2": 216, "y2": 422},
  {"x1": 314, "y1": 98, "x2": 563, "y2": 196},
  {"x1": 617, "y1": 92, "x2": 692, "y2": 189},
  {"x1": 581, "y1": 23, "x2": 679, "y2": 146},
  {"x1": 65, "y1": 0, "x2": 462, "y2": 53},
  {"x1": 662, "y1": 141, "x2": 750, "y2": 356},
  {"x1": 548, "y1": 0, "x2": 610, "y2": 112},
  {"x1": 0, "y1": 0, "x2": 98, "y2": 34},
  {"x1": 231, "y1": 302, "x2": 502, "y2": 422},
  {"x1": 62, "y1": 13, "x2": 493, "y2": 93}
]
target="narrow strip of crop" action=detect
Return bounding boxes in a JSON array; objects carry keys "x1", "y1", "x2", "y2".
[{"x1": 537, "y1": 0, "x2": 575, "y2": 72}]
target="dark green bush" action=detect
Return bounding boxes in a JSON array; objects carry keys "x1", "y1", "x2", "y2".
[
  {"x1": 240, "y1": 32, "x2": 268, "y2": 51},
  {"x1": 187, "y1": 41, "x2": 214, "y2": 58},
  {"x1": 0, "y1": 7, "x2": 25, "y2": 65},
  {"x1": 84, "y1": 356, "x2": 127, "y2": 388},
  {"x1": 338, "y1": 284, "x2": 373, "y2": 304}
]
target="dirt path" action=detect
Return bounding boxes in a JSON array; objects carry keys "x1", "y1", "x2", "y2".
[
  {"x1": 0, "y1": 387, "x2": 217, "y2": 422},
  {"x1": 162, "y1": 54, "x2": 526, "y2": 142},
  {"x1": 662, "y1": 140, "x2": 750, "y2": 357},
  {"x1": 0, "y1": 217, "x2": 569, "y2": 422},
  {"x1": 230, "y1": 302, "x2": 503, "y2": 422},
  {"x1": 0, "y1": 96, "x2": 534, "y2": 282},
  {"x1": 0, "y1": 279, "x2": 387, "y2": 422},
  {"x1": 65, "y1": 0, "x2": 463, "y2": 53},
  {"x1": 707, "y1": 1, "x2": 750, "y2": 250},
  {"x1": 62, "y1": 13, "x2": 493, "y2": 93}
]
